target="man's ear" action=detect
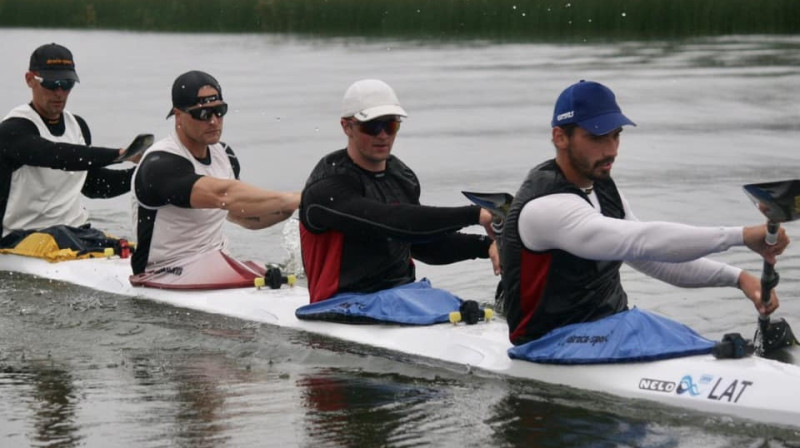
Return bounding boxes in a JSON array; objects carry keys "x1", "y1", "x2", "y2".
[
  {"x1": 24, "y1": 71, "x2": 36, "y2": 88},
  {"x1": 552, "y1": 126, "x2": 569, "y2": 150},
  {"x1": 341, "y1": 118, "x2": 352, "y2": 136}
]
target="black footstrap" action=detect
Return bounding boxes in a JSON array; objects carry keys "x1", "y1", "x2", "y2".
[
  {"x1": 265, "y1": 266, "x2": 285, "y2": 289},
  {"x1": 459, "y1": 300, "x2": 482, "y2": 325},
  {"x1": 712, "y1": 333, "x2": 754, "y2": 359}
]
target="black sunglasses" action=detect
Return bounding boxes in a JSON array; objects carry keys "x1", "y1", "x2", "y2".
[
  {"x1": 353, "y1": 118, "x2": 401, "y2": 136},
  {"x1": 33, "y1": 75, "x2": 76, "y2": 91},
  {"x1": 184, "y1": 103, "x2": 228, "y2": 121}
]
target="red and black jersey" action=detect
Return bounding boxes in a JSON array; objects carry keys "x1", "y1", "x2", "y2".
[{"x1": 300, "y1": 148, "x2": 491, "y2": 302}]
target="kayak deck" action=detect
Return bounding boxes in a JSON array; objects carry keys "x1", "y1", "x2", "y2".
[{"x1": 2, "y1": 254, "x2": 800, "y2": 429}]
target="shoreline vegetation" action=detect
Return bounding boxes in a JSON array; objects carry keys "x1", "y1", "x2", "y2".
[{"x1": 0, "y1": 0, "x2": 798, "y2": 41}]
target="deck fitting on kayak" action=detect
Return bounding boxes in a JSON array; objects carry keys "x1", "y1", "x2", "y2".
[{"x1": 712, "y1": 333, "x2": 754, "y2": 359}]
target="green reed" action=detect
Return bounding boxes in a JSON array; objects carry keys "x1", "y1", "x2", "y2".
[{"x1": 1, "y1": 0, "x2": 798, "y2": 41}]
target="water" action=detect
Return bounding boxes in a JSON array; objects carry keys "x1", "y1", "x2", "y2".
[{"x1": 2, "y1": 28, "x2": 800, "y2": 446}]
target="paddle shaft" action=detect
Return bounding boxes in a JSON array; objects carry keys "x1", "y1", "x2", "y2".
[{"x1": 759, "y1": 221, "x2": 780, "y2": 330}]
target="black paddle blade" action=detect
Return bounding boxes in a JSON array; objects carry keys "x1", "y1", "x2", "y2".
[
  {"x1": 119, "y1": 133, "x2": 155, "y2": 162},
  {"x1": 742, "y1": 179, "x2": 800, "y2": 223},
  {"x1": 462, "y1": 191, "x2": 514, "y2": 218},
  {"x1": 755, "y1": 318, "x2": 799, "y2": 354}
]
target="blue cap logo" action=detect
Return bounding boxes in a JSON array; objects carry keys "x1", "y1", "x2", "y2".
[{"x1": 551, "y1": 80, "x2": 636, "y2": 136}]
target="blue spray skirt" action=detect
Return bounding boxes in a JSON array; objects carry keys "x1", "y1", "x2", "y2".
[
  {"x1": 509, "y1": 308, "x2": 715, "y2": 364},
  {"x1": 295, "y1": 278, "x2": 463, "y2": 325}
]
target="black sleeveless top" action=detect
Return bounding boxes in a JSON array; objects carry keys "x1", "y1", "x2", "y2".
[{"x1": 501, "y1": 159, "x2": 628, "y2": 345}]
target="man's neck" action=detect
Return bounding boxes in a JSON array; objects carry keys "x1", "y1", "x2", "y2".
[
  {"x1": 555, "y1": 155, "x2": 593, "y2": 191},
  {"x1": 346, "y1": 147, "x2": 386, "y2": 172},
  {"x1": 177, "y1": 131, "x2": 209, "y2": 160},
  {"x1": 30, "y1": 102, "x2": 61, "y2": 123}
]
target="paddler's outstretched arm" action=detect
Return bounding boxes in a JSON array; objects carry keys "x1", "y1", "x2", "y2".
[
  {"x1": 302, "y1": 174, "x2": 487, "y2": 240},
  {"x1": 0, "y1": 117, "x2": 136, "y2": 170},
  {"x1": 190, "y1": 176, "x2": 300, "y2": 229},
  {"x1": 135, "y1": 151, "x2": 299, "y2": 230},
  {"x1": 522, "y1": 192, "x2": 788, "y2": 315}
]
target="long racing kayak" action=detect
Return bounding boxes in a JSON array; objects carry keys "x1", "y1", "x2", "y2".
[{"x1": 2, "y1": 253, "x2": 800, "y2": 429}]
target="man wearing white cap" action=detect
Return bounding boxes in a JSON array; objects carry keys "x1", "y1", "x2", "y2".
[{"x1": 299, "y1": 79, "x2": 498, "y2": 303}]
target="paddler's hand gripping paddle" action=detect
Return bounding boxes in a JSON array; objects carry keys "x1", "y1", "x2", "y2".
[{"x1": 742, "y1": 180, "x2": 800, "y2": 355}]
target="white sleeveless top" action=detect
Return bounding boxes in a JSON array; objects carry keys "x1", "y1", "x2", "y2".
[
  {"x1": 131, "y1": 130, "x2": 235, "y2": 271},
  {"x1": 2, "y1": 104, "x2": 88, "y2": 236}
]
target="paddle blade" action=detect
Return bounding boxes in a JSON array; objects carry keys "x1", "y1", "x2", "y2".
[
  {"x1": 118, "y1": 133, "x2": 155, "y2": 162},
  {"x1": 462, "y1": 191, "x2": 514, "y2": 218},
  {"x1": 742, "y1": 179, "x2": 800, "y2": 223},
  {"x1": 755, "y1": 318, "x2": 799, "y2": 355}
]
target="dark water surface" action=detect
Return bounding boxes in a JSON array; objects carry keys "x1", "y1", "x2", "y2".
[{"x1": 2, "y1": 29, "x2": 800, "y2": 446}]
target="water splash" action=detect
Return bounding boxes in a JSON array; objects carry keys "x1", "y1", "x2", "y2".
[{"x1": 281, "y1": 217, "x2": 304, "y2": 278}]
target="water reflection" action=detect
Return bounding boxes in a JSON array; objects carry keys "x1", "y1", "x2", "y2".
[
  {"x1": 129, "y1": 352, "x2": 241, "y2": 447},
  {"x1": 2, "y1": 363, "x2": 83, "y2": 447},
  {"x1": 298, "y1": 372, "x2": 431, "y2": 447},
  {"x1": 488, "y1": 391, "x2": 653, "y2": 448}
]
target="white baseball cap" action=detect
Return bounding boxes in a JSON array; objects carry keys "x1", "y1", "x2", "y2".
[{"x1": 341, "y1": 79, "x2": 407, "y2": 121}]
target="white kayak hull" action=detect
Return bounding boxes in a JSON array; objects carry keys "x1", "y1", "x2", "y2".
[{"x1": 2, "y1": 254, "x2": 800, "y2": 429}]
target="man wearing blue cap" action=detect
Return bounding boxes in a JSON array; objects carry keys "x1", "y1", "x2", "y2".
[{"x1": 500, "y1": 80, "x2": 789, "y2": 345}]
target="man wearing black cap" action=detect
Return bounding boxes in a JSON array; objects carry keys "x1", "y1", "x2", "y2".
[
  {"x1": 501, "y1": 80, "x2": 788, "y2": 346},
  {"x1": 129, "y1": 70, "x2": 300, "y2": 289},
  {"x1": 0, "y1": 43, "x2": 147, "y2": 244}
]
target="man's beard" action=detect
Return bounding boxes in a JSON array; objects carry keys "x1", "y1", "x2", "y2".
[{"x1": 567, "y1": 143, "x2": 614, "y2": 182}]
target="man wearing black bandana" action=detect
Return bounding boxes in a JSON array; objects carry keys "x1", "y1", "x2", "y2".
[
  {"x1": 130, "y1": 70, "x2": 300, "y2": 289},
  {"x1": 0, "y1": 43, "x2": 146, "y2": 241}
]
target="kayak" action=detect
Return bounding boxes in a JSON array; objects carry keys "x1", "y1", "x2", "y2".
[{"x1": 2, "y1": 253, "x2": 800, "y2": 429}]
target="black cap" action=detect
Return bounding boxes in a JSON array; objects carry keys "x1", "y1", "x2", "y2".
[
  {"x1": 166, "y1": 70, "x2": 223, "y2": 118},
  {"x1": 29, "y1": 43, "x2": 80, "y2": 82}
]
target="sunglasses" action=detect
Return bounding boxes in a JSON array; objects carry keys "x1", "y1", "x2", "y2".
[
  {"x1": 353, "y1": 119, "x2": 401, "y2": 136},
  {"x1": 33, "y1": 75, "x2": 76, "y2": 91},
  {"x1": 183, "y1": 103, "x2": 228, "y2": 121}
]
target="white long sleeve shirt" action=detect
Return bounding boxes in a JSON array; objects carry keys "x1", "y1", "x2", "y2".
[{"x1": 518, "y1": 190, "x2": 743, "y2": 288}]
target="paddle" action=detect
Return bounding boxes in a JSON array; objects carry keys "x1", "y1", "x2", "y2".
[
  {"x1": 461, "y1": 191, "x2": 513, "y2": 235},
  {"x1": 462, "y1": 191, "x2": 514, "y2": 314},
  {"x1": 115, "y1": 133, "x2": 154, "y2": 162},
  {"x1": 742, "y1": 179, "x2": 800, "y2": 355}
]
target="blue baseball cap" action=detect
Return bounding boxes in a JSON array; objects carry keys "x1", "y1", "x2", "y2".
[{"x1": 551, "y1": 80, "x2": 635, "y2": 136}]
